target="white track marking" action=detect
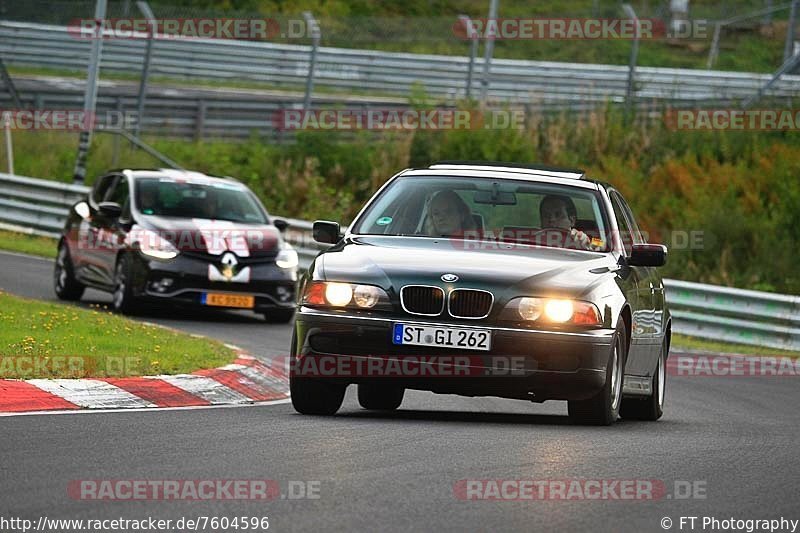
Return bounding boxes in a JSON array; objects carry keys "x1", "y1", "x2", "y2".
[
  {"x1": 27, "y1": 379, "x2": 156, "y2": 409},
  {"x1": 0, "y1": 398, "x2": 292, "y2": 417},
  {"x1": 158, "y1": 374, "x2": 253, "y2": 404}
]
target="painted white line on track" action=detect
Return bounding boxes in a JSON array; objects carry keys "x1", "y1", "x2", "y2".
[
  {"x1": 159, "y1": 374, "x2": 252, "y2": 404},
  {"x1": 0, "y1": 398, "x2": 292, "y2": 417},
  {"x1": 27, "y1": 379, "x2": 157, "y2": 409}
]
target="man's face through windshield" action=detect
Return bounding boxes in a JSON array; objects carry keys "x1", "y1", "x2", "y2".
[{"x1": 540, "y1": 197, "x2": 574, "y2": 230}]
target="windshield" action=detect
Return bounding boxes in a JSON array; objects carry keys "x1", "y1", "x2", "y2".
[
  {"x1": 134, "y1": 178, "x2": 268, "y2": 224},
  {"x1": 350, "y1": 175, "x2": 611, "y2": 252}
]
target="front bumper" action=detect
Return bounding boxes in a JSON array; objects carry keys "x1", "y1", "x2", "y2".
[
  {"x1": 130, "y1": 253, "x2": 297, "y2": 311},
  {"x1": 293, "y1": 308, "x2": 616, "y2": 402}
]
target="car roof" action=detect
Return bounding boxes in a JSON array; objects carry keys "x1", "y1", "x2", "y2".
[
  {"x1": 400, "y1": 162, "x2": 600, "y2": 190},
  {"x1": 121, "y1": 168, "x2": 243, "y2": 187}
]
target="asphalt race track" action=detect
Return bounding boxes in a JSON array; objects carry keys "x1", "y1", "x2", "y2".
[{"x1": 1, "y1": 250, "x2": 799, "y2": 532}]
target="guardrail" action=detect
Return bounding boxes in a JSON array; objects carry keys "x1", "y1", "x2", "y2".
[
  {"x1": 1, "y1": 172, "x2": 797, "y2": 351},
  {"x1": 2, "y1": 20, "x2": 800, "y2": 106}
]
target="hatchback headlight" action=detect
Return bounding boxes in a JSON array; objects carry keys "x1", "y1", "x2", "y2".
[
  {"x1": 276, "y1": 247, "x2": 298, "y2": 269},
  {"x1": 137, "y1": 230, "x2": 179, "y2": 260}
]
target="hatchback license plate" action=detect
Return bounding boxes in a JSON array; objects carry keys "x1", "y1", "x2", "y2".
[
  {"x1": 203, "y1": 293, "x2": 255, "y2": 309},
  {"x1": 392, "y1": 323, "x2": 491, "y2": 351}
]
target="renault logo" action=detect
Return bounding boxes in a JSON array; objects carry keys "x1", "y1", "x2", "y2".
[
  {"x1": 441, "y1": 273, "x2": 459, "y2": 282},
  {"x1": 220, "y1": 253, "x2": 238, "y2": 281}
]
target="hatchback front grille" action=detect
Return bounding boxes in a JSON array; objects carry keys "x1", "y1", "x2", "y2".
[
  {"x1": 400, "y1": 285, "x2": 445, "y2": 316},
  {"x1": 448, "y1": 289, "x2": 493, "y2": 319}
]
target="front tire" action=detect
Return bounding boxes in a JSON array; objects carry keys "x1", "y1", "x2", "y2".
[
  {"x1": 289, "y1": 332, "x2": 345, "y2": 415},
  {"x1": 357, "y1": 384, "x2": 404, "y2": 411},
  {"x1": 54, "y1": 242, "x2": 85, "y2": 301},
  {"x1": 568, "y1": 322, "x2": 627, "y2": 426},
  {"x1": 620, "y1": 337, "x2": 666, "y2": 421},
  {"x1": 112, "y1": 254, "x2": 139, "y2": 315}
]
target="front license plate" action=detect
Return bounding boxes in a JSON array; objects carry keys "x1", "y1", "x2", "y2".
[
  {"x1": 392, "y1": 323, "x2": 491, "y2": 351},
  {"x1": 203, "y1": 292, "x2": 255, "y2": 309}
]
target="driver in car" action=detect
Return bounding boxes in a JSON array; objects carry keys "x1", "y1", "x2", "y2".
[{"x1": 539, "y1": 194, "x2": 602, "y2": 251}]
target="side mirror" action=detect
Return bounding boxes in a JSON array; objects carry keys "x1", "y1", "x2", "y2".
[
  {"x1": 97, "y1": 201, "x2": 122, "y2": 219},
  {"x1": 313, "y1": 220, "x2": 340, "y2": 244},
  {"x1": 628, "y1": 243, "x2": 667, "y2": 267},
  {"x1": 273, "y1": 218, "x2": 289, "y2": 232}
]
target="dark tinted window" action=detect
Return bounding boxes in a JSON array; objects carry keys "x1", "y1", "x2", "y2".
[
  {"x1": 91, "y1": 175, "x2": 116, "y2": 205},
  {"x1": 610, "y1": 192, "x2": 634, "y2": 255}
]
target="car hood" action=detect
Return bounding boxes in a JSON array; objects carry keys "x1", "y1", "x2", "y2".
[
  {"x1": 135, "y1": 215, "x2": 281, "y2": 256},
  {"x1": 317, "y1": 236, "x2": 617, "y2": 300}
]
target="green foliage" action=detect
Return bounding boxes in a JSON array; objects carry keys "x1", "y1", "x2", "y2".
[{"x1": 4, "y1": 102, "x2": 799, "y2": 294}]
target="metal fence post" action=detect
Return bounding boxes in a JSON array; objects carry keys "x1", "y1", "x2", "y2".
[
  {"x1": 73, "y1": 0, "x2": 107, "y2": 184},
  {"x1": 134, "y1": 0, "x2": 156, "y2": 139},
  {"x1": 458, "y1": 15, "x2": 478, "y2": 99},
  {"x1": 303, "y1": 12, "x2": 320, "y2": 113},
  {"x1": 622, "y1": 4, "x2": 641, "y2": 117},
  {"x1": 707, "y1": 22, "x2": 723, "y2": 69},
  {"x1": 0, "y1": 58, "x2": 22, "y2": 109},
  {"x1": 3, "y1": 113, "x2": 13, "y2": 174},
  {"x1": 480, "y1": 0, "x2": 499, "y2": 103},
  {"x1": 195, "y1": 100, "x2": 207, "y2": 141},
  {"x1": 785, "y1": 0, "x2": 798, "y2": 61}
]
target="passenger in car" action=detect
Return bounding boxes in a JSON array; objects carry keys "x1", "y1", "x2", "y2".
[{"x1": 425, "y1": 190, "x2": 478, "y2": 237}]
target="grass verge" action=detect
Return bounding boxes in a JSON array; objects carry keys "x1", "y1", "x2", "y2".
[
  {"x1": 0, "y1": 291, "x2": 236, "y2": 379},
  {"x1": 671, "y1": 333, "x2": 799, "y2": 358},
  {"x1": 0, "y1": 230, "x2": 57, "y2": 259}
]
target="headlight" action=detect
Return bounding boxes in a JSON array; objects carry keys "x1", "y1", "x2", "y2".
[
  {"x1": 137, "y1": 231, "x2": 178, "y2": 260},
  {"x1": 353, "y1": 285, "x2": 381, "y2": 308},
  {"x1": 544, "y1": 299, "x2": 573, "y2": 322},
  {"x1": 517, "y1": 297, "x2": 542, "y2": 321},
  {"x1": 302, "y1": 281, "x2": 390, "y2": 310},
  {"x1": 501, "y1": 297, "x2": 601, "y2": 326},
  {"x1": 325, "y1": 283, "x2": 353, "y2": 307},
  {"x1": 276, "y1": 248, "x2": 298, "y2": 269}
]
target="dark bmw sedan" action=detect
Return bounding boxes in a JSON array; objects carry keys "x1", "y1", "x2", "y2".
[
  {"x1": 291, "y1": 162, "x2": 671, "y2": 425},
  {"x1": 55, "y1": 169, "x2": 297, "y2": 322}
]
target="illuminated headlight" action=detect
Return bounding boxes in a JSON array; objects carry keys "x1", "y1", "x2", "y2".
[
  {"x1": 138, "y1": 231, "x2": 178, "y2": 260},
  {"x1": 276, "y1": 248, "x2": 298, "y2": 269},
  {"x1": 501, "y1": 297, "x2": 601, "y2": 326},
  {"x1": 303, "y1": 281, "x2": 390, "y2": 310},
  {"x1": 324, "y1": 283, "x2": 353, "y2": 307},
  {"x1": 544, "y1": 299, "x2": 574, "y2": 322}
]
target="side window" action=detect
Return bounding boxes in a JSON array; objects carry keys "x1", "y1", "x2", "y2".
[
  {"x1": 91, "y1": 175, "x2": 116, "y2": 206},
  {"x1": 610, "y1": 192, "x2": 634, "y2": 256},
  {"x1": 613, "y1": 191, "x2": 644, "y2": 244},
  {"x1": 104, "y1": 177, "x2": 131, "y2": 220}
]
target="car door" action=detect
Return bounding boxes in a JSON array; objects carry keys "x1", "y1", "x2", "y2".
[
  {"x1": 95, "y1": 175, "x2": 132, "y2": 286},
  {"x1": 610, "y1": 190, "x2": 660, "y2": 376},
  {"x1": 76, "y1": 174, "x2": 118, "y2": 285}
]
